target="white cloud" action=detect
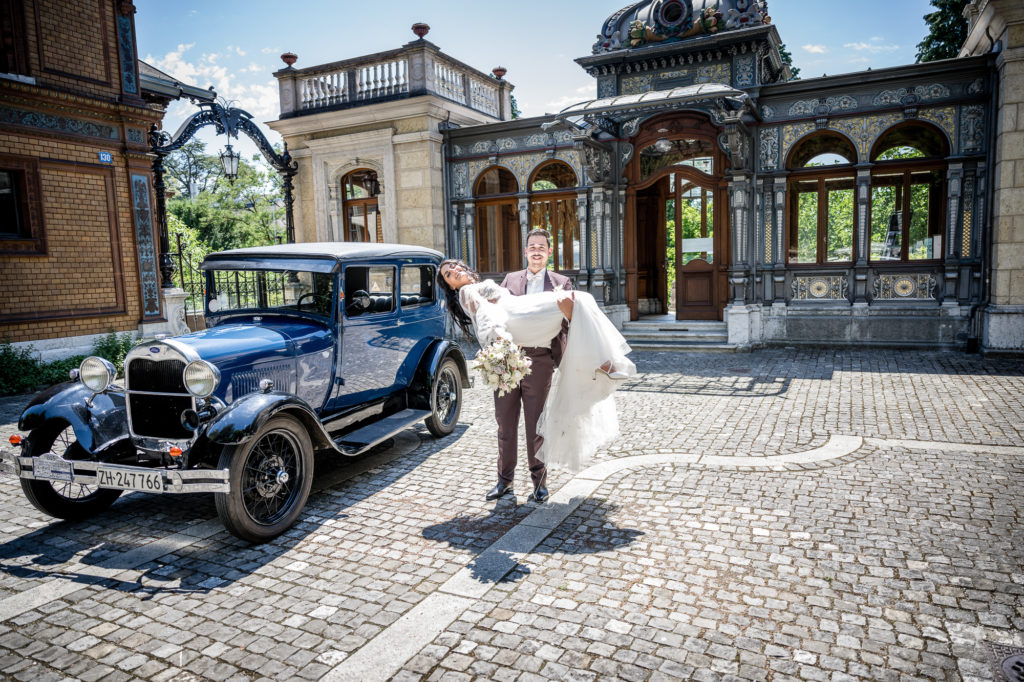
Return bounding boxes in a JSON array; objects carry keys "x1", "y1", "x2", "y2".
[
  {"x1": 843, "y1": 38, "x2": 899, "y2": 53},
  {"x1": 544, "y1": 85, "x2": 596, "y2": 113},
  {"x1": 803, "y1": 44, "x2": 827, "y2": 54}
]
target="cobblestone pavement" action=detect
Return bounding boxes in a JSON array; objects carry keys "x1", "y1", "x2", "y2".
[{"x1": 0, "y1": 348, "x2": 1020, "y2": 681}]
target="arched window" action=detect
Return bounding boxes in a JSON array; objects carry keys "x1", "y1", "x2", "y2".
[
  {"x1": 474, "y1": 167, "x2": 520, "y2": 273},
  {"x1": 529, "y1": 161, "x2": 579, "y2": 270},
  {"x1": 869, "y1": 125, "x2": 947, "y2": 261},
  {"x1": 342, "y1": 169, "x2": 380, "y2": 242},
  {"x1": 786, "y1": 133, "x2": 857, "y2": 264}
]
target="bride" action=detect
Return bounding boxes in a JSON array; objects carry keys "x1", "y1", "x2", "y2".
[{"x1": 438, "y1": 259, "x2": 636, "y2": 472}]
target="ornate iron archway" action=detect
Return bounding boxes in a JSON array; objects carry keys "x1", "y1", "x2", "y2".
[{"x1": 149, "y1": 101, "x2": 298, "y2": 287}]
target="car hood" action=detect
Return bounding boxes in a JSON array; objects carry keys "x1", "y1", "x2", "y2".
[{"x1": 172, "y1": 320, "x2": 326, "y2": 369}]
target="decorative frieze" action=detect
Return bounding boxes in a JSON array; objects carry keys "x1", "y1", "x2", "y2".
[
  {"x1": 126, "y1": 127, "x2": 145, "y2": 144},
  {"x1": 696, "y1": 62, "x2": 730, "y2": 84},
  {"x1": 0, "y1": 107, "x2": 119, "y2": 140},
  {"x1": 451, "y1": 148, "x2": 584, "y2": 198},
  {"x1": 826, "y1": 113, "x2": 901, "y2": 161},
  {"x1": 760, "y1": 105, "x2": 775, "y2": 120},
  {"x1": 452, "y1": 129, "x2": 574, "y2": 157},
  {"x1": 788, "y1": 95, "x2": 857, "y2": 117},
  {"x1": 871, "y1": 274, "x2": 936, "y2": 300},
  {"x1": 873, "y1": 84, "x2": 949, "y2": 106},
  {"x1": 792, "y1": 276, "x2": 848, "y2": 301}
]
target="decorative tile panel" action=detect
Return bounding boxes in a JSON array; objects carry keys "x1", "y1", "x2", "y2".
[
  {"x1": 696, "y1": 63, "x2": 730, "y2": 84},
  {"x1": 780, "y1": 122, "x2": 814, "y2": 164},
  {"x1": 871, "y1": 274, "x2": 936, "y2": 300},
  {"x1": 759, "y1": 127, "x2": 779, "y2": 171},
  {"x1": 0, "y1": 107, "x2": 119, "y2": 140},
  {"x1": 621, "y1": 75, "x2": 652, "y2": 94},
  {"x1": 918, "y1": 106, "x2": 955, "y2": 148},
  {"x1": 126, "y1": 127, "x2": 145, "y2": 144},
  {"x1": 792, "y1": 275, "x2": 848, "y2": 301},
  {"x1": 597, "y1": 76, "x2": 616, "y2": 99},
  {"x1": 130, "y1": 174, "x2": 161, "y2": 317},
  {"x1": 962, "y1": 176, "x2": 975, "y2": 258},
  {"x1": 960, "y1": 105, "x2": 984, "y2": 153},
  {"x1": 873, "y1": 84, "x2": 949, "y2": 106},
  {"x1": 827, "y1": 113, "x2": 901, "y2": 161},
  {"x1": 117, "y1": 14, "x2": 138, "y2": 94},
  {"x1": 734, "y1": 55, "x2": 755, "y2": 87}
]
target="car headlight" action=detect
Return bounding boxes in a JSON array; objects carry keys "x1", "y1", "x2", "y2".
[
  {"x1": 79, "y1": 356, "x2": 116, "y2": 392},
  {"x1": 183, "y1": 360, "x2": 220, "y2": 398}
]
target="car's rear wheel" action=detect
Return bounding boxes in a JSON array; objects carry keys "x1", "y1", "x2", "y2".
[
  {"x1": 425, "y1": 358, "x2": 461, "y2": 437},
  {"x1": 21, "y1": 420, "x2": 122, "y2": 519},
  {"x1": 215, "y1": 415, "x2": 313, "y2": 543}
]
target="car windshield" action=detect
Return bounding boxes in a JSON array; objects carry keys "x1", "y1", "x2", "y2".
[{"x1": 207, "y1": 269, "x2": 335, "y2": 318}]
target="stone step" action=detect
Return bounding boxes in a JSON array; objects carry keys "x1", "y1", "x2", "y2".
[
  {"x1": 621, "y1": 318, "x2": 733, "y2": 352},
  {"x1": 623, "y1": 330, "x2": 728, "y2": 343},
  {"x1": 624, "y1": 340, "x2": 742, "y2": 353}
]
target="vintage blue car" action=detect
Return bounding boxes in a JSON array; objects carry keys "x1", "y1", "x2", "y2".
[{"x1": 3, "y1": 243, "x2": 469, "y2": 542}]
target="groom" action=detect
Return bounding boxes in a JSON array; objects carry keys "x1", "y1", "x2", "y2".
[{"x1": 486, "y1": 228, "x2": 571, "y2": 504}]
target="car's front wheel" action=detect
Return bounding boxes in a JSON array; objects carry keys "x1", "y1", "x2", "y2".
[
  {"x1": 425, "y1": 358, "x2": 462, "y2": 437},
  {"x1": 215, "y1": 415, "x2": 313, "y2": 543},
  {"x1": 21, "y1": 420, "x2": 122, "y2": 519}
]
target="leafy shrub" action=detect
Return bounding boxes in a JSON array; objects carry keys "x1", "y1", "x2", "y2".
[{"x1": 0, "y1": 330, "x2": 138, "y2": 396}]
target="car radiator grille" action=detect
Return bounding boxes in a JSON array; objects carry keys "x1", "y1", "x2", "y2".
[{"x1": 126, "y1": 356, "x2": 194, "y2": 439}]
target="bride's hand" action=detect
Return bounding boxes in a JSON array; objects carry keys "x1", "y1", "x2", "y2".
[{"x1": 557, "y1": 292, "x2": 574, "y2": 321}]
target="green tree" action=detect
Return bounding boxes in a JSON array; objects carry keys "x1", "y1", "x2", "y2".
[
  {"x1": 777, "y1": 43, "x2": 800, "y2": 80},
  {"x1": 510, "y1": 94, "x2": 521, "y2": 119},
  {"x1": 916, "y1": 0, "x2": 969, "y2": 62},
  {"x1": 164, "y1": 139, "x2": 224, "y2": 197}
]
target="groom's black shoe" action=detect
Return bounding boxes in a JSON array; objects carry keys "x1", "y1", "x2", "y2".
[
  {"x1": 532, "y1": 485, "x2": 549, "y2": 503},
  {"x1": 485, "y1": 481, "x2": 513, "y2": 500}
]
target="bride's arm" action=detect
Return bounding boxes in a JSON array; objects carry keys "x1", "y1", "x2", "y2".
[{"x1": 459, "y1": 284, "x2": 509, "y2": 347}]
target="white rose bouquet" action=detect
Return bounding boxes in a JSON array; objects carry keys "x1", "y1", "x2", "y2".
[{"x1": 472, "y1": 336, "x2": 532, "y2": 397}]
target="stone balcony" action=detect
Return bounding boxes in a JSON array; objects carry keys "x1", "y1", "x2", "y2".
[{"x1": 274, "y1": 39, "x2": 514, "y2": 121}]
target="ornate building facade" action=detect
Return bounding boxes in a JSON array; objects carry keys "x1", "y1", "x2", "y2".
[{"x1": 275, "y1": 1, "x2": 1022, "y2": 351}]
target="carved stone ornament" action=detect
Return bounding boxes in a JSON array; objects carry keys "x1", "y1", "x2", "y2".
[
  {"x1": 118, "y1": 0, "x2": 136, "y2": 17},
  {"x1": 581, "y1": 144, "x2": 612, "y2": 184},
  {"x1": 959, "y1": 105, "x2": 984, "y2": 152},
  {"x1": 873, "y1": 84, "x2": 950, "y2": 106},
  {"x1": 759, "y1": 128, "x2": 779, "y2": 171}
]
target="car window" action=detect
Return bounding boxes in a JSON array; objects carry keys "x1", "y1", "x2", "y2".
[
  {"x1": 208, "y1": 269, "x2": 334, "y2": 318},
  {"x1": 345, "y1": 265, "x2": 395, "y2": 317},
  {"x1": 400, "y1": 265, "x2": 436, "y2": 308}
]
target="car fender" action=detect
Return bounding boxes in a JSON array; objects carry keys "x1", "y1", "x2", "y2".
[
  {"x1": 18, "y1": 381, "x2": 129, "y2": 454},
  {"x1": 203, "y1": 391, "x2": 334, "y2": 451},
  {"x1": 408, "y1": 340, "x2": 471, "y2": 411}
]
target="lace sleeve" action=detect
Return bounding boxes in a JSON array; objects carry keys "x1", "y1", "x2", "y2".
[{"x1": 459, "y1": 281, "x2": 510, "y2": 347}]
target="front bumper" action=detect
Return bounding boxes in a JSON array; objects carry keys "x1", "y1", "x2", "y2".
[{"x1": 0, "y1": 450, "x2": 230, "y2": 494}]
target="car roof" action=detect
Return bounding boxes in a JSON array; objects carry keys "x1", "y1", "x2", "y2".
[{"x1": 201, "y1": 242, "x2": 443, "y2": 272}]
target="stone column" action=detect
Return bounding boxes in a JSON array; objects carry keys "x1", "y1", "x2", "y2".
[
  {"x1": 854, "y1": 167, "x2": 872, "y2": 304},
  {"x1": 517, "y1": 193, "x2": 530, "y2": 265},
  {"x1": 463, "y1": 202, "x2": 476, "y2": 270}
]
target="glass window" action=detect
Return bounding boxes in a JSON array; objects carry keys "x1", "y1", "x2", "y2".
[
  {"x1": 344, "y1": 265, "x2": 394, "y2": 317},
  {"x1": 341, "y1": 169, "x2": 380, "y2": 242},
  {"x1": 531, "y1": 162, "x2": 577, "y2": 191},
  {"x1": 870, "y1": 169, "x2": 943, "y2": 261},
  {"x1": 787, "y1": 175, "x2": 855, "y2": 264},
  {"x1": 208, "y1": 270, "x2": 334, "y2": 318},
  {"x1": 0, "y1": 170, "x2": 23, "y2": 239},
  {"x1": 400, "y1": 264, "x2": 435, "y2": 307},
  {"x1": 639, "y1": 138, "x2": 714, "y2": 182},
  {"x1": 474, "y1": 167, "x2": 517, "y2": 196}
]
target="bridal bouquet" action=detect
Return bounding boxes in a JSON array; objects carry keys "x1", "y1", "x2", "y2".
[{"x1": 472, "y1": 336, "x2": 532, "y2": 397}]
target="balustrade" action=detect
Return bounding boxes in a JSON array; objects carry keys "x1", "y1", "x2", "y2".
[{"x1": 283, "y1": 46, "x2": 507, "y2": 119}]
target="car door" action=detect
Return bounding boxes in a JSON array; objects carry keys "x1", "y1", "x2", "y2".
[
  {"x1": 329, "y1": 263, "x2": 404, "y2": 410},
  {"x1": 394, "y1": 261, "x2": 443, "y2": 386}
]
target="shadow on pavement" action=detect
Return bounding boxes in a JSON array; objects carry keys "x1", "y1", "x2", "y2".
[
  {"x1": 422, "y1": 497, "x2": 644, "y2": 584},
  {"x1": 0, "y1": 424, "x2": 470, "y2": 599}
]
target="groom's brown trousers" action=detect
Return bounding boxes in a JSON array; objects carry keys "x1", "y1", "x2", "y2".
[{"x1": 494, "y1": 347, "x2": 552, "y2": 488}]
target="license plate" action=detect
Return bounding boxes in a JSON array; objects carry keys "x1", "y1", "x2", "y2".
[
  {"x1": 33, "y1": 453, "x2": 73, "y2": 483},
  {"x1": 97, "y1": 467, "x2": 164, "y2": 492}
]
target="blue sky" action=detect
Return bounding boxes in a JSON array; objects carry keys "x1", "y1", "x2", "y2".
[{"x1": 136, "y1": 0, "x2": 938, "y2": 153}]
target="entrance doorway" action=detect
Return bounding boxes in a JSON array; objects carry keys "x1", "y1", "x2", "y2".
[{"x1": 626, "y1": 114, "x2": 728, "y2": 320}]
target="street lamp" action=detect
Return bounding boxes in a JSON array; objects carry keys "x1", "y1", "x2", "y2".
[{"x1": 219, "y1": 144, "x2": 240, "y2": 182}]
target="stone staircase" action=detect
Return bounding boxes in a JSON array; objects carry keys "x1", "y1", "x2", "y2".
[{"x1": 621, "y1": 316, "x2": 739, "y2": 352}]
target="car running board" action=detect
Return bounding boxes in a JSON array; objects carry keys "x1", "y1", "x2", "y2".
[{"x1": 332, "y1": 408, "x2": 430, "y2": 456}]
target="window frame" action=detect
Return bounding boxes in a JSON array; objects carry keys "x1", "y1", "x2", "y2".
[
  {"x1": 868, "y1": 158, "x2": 946, "y2": 263},
  {"x1": 473, "y1": 166, "x2": 520, "y2": 274},
  {"x1": 399, "y1": 263, "x2": 436, "y2": 309},
  {"x1": 0, "y1": 154, "x2": 46, "y2": 255},
  {"x1": 528, "y1": 161, "x2": 580, "y2": 272},
  {"x1": 785, "y1": 168, "x2": 857, "y2": 266},
  {"x1": 341, "y1": 169, "x2": 380, "y2": 243}
]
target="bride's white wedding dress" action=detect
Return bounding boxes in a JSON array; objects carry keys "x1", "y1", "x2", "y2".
[{"x1": 459, "y1": 280, "x2": 636, "y2": 472}]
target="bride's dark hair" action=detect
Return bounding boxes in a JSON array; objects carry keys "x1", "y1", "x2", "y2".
[{"x1": 437, "y1": 258, "x2": 479, "y2": 341}]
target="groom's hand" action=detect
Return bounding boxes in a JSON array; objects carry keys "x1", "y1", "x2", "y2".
[{"x1": 557, "y1": 292, "x2": 574, "y2": 321}]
